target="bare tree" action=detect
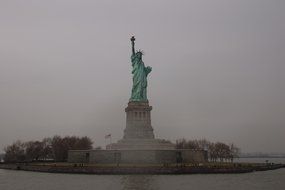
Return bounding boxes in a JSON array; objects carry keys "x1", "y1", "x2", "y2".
[
  {"x1": 25, "y1": 141, "x2": 44, "y2": 161},
  {"x1": 3, "y1": 136, "x2": 94, "y2": 163},
  {"x1": 51, "y1": 135, "x2": 93, "y2": 162},
  {"x1": 229, "y1": 143, "x2": 240, "y2": 162},
  {"x1": 4, "y1": 141, "x2": 26, "y2": 162},
  {"x1": 176, "y1": 138, "x2": 240, "y2": 163},
  {"x1": 41, "y1": 138, "x2": 53, "y2": 160}
]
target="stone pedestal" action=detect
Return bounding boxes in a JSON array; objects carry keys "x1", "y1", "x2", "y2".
[
  {"x1": 123, "y1": 101, "x2": 154, "y2": 139},
  {"x1": 107, "y1": 101, "x2": 175, "y2": 150}
]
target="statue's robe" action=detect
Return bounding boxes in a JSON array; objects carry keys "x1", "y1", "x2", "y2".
[{"x1": 130, "y1": 53, "x2": 151, "y2": 101}]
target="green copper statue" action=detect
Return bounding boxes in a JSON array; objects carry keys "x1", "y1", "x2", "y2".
[{"x1": 130, "y1": 36, "x2": 152, "y2": 102}]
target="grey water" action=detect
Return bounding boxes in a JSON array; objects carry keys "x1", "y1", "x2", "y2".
[
  {"x1": 1, "y1": 158, "x2": 285, "y2": 190},
  {"x1": 235, "y1": 157, "x2": 285, "y2": 164}
]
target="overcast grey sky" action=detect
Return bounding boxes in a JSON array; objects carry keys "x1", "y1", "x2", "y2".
[{"x1": 0, "y1": 0, "x2": 284, "y2": 153}]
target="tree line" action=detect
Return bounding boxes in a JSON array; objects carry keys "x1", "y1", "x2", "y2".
[
  {"x1": 176, "y1": 138, "x2": 240, "y2": 162},
  {"x1": 3, "y1": 136, "x2": 93, "y2": 163},
  {"x1": 3, "y1": 136, "x2": 239, "y2": 163}
]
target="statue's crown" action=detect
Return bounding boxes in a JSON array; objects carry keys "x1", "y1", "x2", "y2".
[{"x1": 136, "y1": 50, "x2": 144, "y2": 55}]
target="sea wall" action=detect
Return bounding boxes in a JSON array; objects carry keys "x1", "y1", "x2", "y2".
[{"x1": 1, "y1": 163, "x2": 284, "y2": 174}]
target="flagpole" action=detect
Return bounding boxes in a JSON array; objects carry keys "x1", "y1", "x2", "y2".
[{"x1": 105, "y1": 134, "x2": 112, "y2": 149}]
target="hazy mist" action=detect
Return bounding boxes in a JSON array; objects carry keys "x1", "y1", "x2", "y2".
[{"x1": 0, "y1": 0, "x2": 284, "y2": 153}]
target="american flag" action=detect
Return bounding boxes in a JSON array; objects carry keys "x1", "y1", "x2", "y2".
[{"x1": 105, "y1": 134, "x2": 111, "y2": 139}]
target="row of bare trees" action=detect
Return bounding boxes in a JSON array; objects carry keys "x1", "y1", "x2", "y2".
[
  {"x1": 176, "y1": 139, "x2": 240, "y2": 162},
  {"x1": 3, "y1": 136, "x2": 93, "y2": 163}
]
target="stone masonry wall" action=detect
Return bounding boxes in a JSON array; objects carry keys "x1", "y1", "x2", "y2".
[{"x1": 68, "y1": 149, "x2": 207, "y2": 164}]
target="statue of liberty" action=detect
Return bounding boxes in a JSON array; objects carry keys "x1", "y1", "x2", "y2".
[{"x1": 130, "y1": 36, "x2": 152, "y2": 102}]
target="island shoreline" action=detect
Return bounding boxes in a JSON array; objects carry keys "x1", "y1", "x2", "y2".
[{"x1": 0, "y1": 163, "x2": 284, "y2": 175}]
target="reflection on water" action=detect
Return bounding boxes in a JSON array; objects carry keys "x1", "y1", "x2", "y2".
[
  {"x1": 121, "y1": 175, "x2": 157, "y2": 190},
  {"x1": 1, "y1": 169, "x2": 285, "y2": 190}
]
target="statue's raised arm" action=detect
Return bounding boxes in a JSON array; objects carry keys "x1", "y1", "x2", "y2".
[{"x1": 131, "y1": 36, "x2": 136, "y2": 55}]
